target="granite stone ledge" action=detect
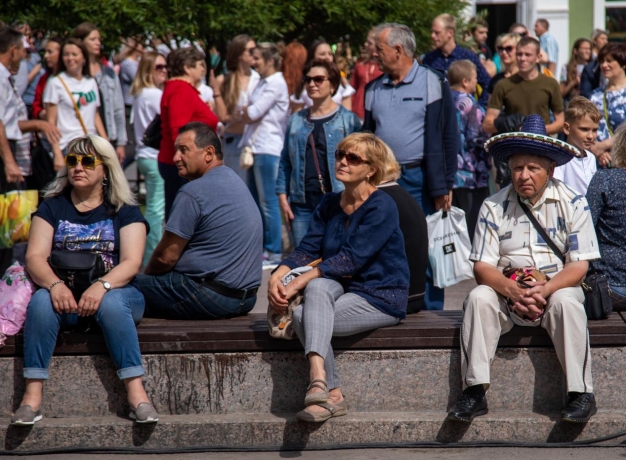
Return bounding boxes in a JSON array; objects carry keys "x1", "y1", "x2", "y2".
[
  {"x1": 2, "y1": 411, "x2": 626, "y2": 452},
  {"x1": 0, "y1": 348, "x2": 624, "y2": 418}
]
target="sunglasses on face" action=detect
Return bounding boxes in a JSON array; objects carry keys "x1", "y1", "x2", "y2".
[
  {"x1": 154, "y1": 64, "x2": 167, "y2": 71},
  {"x1": 245, "y1": 47, "x2": 256, "y2": 56},
  {"x1": 303, "y1": 75, "x2": 329, "y2": 85},
  {"x1": 65, "y1": 154, "x2": 103, "y2": 170},
  {"x1": 334, "y1": 149, "x2": 371, "y2": 166},
  {"x1": 497, "y1": 46, "x2": 515, "y2": 54},
  {"x1": 518, "y1": 31, "x2": 528, "y2": 37}
]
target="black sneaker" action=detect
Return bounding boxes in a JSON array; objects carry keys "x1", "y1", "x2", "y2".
[
  {"x1": 447, "y1": 386, "x2": 488, "y2": 422},
  {"x1": 561, "y1": 392, "x2": 597, "y2": 423}
]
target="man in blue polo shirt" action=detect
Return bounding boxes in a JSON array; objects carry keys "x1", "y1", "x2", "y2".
[
  {"x1": 363, "y1": 22, "x2": 459, "y2": 310},
  {"x1": 422, "y1": 14, "x2": 491, "y2": 107}
]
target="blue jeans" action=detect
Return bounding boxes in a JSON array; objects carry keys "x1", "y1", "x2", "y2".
[
  {"x1": 132, "y1": 271, "x2": 256, "y2": 320},
  {"x1": 158, "y1": 161, "x2": 188, "y2": 222},
  {"x1": 398, "y1": 164, "x2": 443, "y2": 310},
  {"x1": 247, "y1": 154, "x2": 282, "y2": 255},
  {"x1": 291, "y1": 191, "x2": 325, "y2": 248},
  {"x1": 23, "y1": 286, "x2": 145, "y2": 380},
  {"x1": 222, "y1": 133, "x2": 247, "y2": 183},
  {"x1": 137, "y1": 158, "x2": 165, "y2": 267}
]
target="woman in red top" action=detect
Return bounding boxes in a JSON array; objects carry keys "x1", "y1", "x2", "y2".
[
  {"x1": 350, "y1": 29, "x2": 382, "y2": 120},
  {"x1": 159, "y1": 47, "x2": 219, "y2": 220}
]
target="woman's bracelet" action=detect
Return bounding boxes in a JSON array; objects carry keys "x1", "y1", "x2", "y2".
[{"x1": 48, "y1": 279, "x2": 65, "y2": 291}]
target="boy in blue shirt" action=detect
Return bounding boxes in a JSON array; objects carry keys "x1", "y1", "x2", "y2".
[{"x1": 448, "y1": 59, "x2": 491, "y2": 240}]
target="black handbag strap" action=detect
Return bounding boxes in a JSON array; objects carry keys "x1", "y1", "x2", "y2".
[
  {"x1": 307, "y1": 110, "x2": 327, "y2": 194},
  {"x1": 517, "y1": 194, "x2": 566, "y2": 264}
]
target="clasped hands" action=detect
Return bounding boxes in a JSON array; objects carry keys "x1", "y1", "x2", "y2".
[{"x1": 508, "y1": 280, "x2": 552, "y2": 321}]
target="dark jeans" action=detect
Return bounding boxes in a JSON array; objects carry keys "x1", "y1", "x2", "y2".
[
  {"x1": 132, "y1": 271, "x2": 257, "y2": 320},
  {"x1": 158, "y1": 162, "x2": 188, "y2": 222},
  {"x1": 397, "y1": 163, "x2": 442, "y2": 310}
]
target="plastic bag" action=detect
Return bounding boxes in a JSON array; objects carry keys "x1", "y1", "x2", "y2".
[
  {"x1": 426, "y1": 207, "x2": 474, "y2": 288},
  {"x1": 0, "y1": 190, "x2": 39, "y2": 249},
  {"x1": 0, "y1": 262, "x2": 36, "y2": 347}
]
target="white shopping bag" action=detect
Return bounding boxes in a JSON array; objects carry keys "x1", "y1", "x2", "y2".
[{"x1": 426, "y1": 207, "x2": 474, "y2": 288}]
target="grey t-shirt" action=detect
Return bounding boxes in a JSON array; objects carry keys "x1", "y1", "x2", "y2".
[{"x1": 165, "y1": 166, "x2": 263, "y2": 290}]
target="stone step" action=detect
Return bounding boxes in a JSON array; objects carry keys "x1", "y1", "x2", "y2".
[
  {"x1": 3, "y1": 411, "x2": 626, "y2": 452},
  {"x1": 2, "y1": 347, "x2": 625, "y2": 418}
]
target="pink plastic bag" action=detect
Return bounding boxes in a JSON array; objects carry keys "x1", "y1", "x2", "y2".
[{"x1": 0, "y1": 262, "x2": 35, "y2": 346}]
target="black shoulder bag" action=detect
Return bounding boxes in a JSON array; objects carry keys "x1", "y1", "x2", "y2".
[
  {"x1": 142, "y1": 114, "x2": 162, "y2": 150},
  {"x1": 48, "y1": 250, "x2": 107, "y2": 300},
  {"x1": 517, "y1": 194, "x2": 611, "y2": 320}
]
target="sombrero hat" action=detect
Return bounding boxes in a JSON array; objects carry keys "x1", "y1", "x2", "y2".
[{"x1": 484, "y1": 114, "x2": 585, "y2": 167}]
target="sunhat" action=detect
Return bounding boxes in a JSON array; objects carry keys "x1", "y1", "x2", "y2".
[{"x1": 484, "y1": 114, "x2": 585, "y2": 167}]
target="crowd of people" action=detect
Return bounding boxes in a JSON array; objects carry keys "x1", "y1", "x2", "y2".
[{"x1": 0, "y1": 13, "x2": 623, "y2": 428}]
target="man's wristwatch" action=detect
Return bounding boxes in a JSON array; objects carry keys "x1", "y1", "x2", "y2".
[{"x1": 97, "y1": 278, "x2": 112, "y2": 291}]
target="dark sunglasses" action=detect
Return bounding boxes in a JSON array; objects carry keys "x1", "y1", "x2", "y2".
[
  {"x1": 65, "y1": 154, "x2": 103, "y2": 170},
  {"x1": 334, "y1": 149, "x2": 371, "y2": 166},
  {"x1": 518, "y1": 31, "x2": 528, "y2": 37},
  {"x1": 154, "y1": 64, "x2": 167, "y2": 71},
  {"x1": 303, "y1": 75, "x2": 329, "y2": 85},
  {"x1": 245, "y1": 47, "x2": 256, "y2": 55},
  {"x1": 497, "y1": 45, "x2": 515, "y2": 54}
]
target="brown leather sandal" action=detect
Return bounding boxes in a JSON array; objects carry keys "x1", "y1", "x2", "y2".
[
  {"x1": 304, "y1": 379, "x2": 329, "y2": 406},
  {"x1": 296, "y1": 399, "x2": 348, "y2": 422}
]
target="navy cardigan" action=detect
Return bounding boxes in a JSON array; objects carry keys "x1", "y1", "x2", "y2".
[{"x1": 280, "y1": 191, "x2": 409, "y2": 319}]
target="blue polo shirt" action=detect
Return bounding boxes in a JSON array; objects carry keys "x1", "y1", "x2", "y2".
[
  {"x1": 363, "y1": 60, "x2": 460, "y2": 199},
  {"x1": 363, "y1": 61, "x2": 442, "y2": 165}
]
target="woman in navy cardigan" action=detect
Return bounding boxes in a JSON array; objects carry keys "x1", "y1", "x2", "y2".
[{"x1": 268, "y1": 132, "x2": 409, "y2": 423}]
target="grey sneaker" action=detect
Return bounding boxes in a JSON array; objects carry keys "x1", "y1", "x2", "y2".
[
  {"x1": 262, "y1": 252, "x2": 282, "y2": 271},
  {"x1": 129, "y1": 402, "x2": 159, "y2": 424},
  {"x1": 11, "y1": 405, "x2": 42, "y2": 426}
]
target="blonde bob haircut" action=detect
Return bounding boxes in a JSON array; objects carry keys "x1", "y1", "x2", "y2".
[
  {"x1": 44, "y1": 135, "x2": 137, "y2": 212},
  {"x1": 336, "y1": 132, "x2": 389, "y2": 186},
  {"x1": 611, "y1": 123, "x2": 626, "y2": 169},
  {"x1": 130, "y1": 50, "x2": 165, "y2": 97},
  {"x1": 381, "y1": 143, "x2": 401, "y2": 183}
]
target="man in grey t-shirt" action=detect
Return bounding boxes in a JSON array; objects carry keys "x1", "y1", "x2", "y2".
[{"x1": 133, "y1": 122, "x2": 263, "y2": 320}]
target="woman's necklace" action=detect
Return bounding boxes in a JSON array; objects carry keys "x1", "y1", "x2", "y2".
[{"x1": 72, "y1": 191, "x2": 101, "y2": 209}]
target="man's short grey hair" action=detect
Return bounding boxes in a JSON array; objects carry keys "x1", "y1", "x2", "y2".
[{"x1": 376, "y1": 23, "x2": 416, "y2": 58}]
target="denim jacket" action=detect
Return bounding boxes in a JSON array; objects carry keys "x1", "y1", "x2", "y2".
[
  {"x1": 95, "y1": 66, "x2": 127, "y2": 145},
  {"x1": 276, "y1": 106, "x2": 362, "y2": 203}
]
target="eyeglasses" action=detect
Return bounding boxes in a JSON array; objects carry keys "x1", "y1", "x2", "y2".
[
  {"x1": 497, "y1": 46, "x2": 515, "y2": 54},
  {"x1": 65, "y1": 154, "x2": 103, "y2": 170},
  {"x1": 518, "y1": 31, "x2": 528, "y2": 37},
  {"x1": 334, "y1": 149, "x2": 371, "y2": 166},
  {"x1": 303, "y1": 75, "x2": 329, "y2": 86},
  {"x1": 154, "y1": 64, "x2": 167, "y2": 71}
]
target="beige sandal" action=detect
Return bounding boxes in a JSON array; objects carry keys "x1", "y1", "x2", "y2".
[
  {"x1": 296, "y1": 399, "x2": 348, "y2": 422},
  {"x1": 304, "y1": 379, "x2": 329, "y2": 406}
]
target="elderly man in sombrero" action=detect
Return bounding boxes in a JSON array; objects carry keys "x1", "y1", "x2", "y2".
[{"x1": 448, "y1": 114, "x2": 600, "y2": 424}]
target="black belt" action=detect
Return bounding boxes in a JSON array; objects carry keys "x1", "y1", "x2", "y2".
[
  {"x1": 403, "y1": 159, "x2": 423, "y2": 170},
  {"x1": 193, "y1": 277, "x2": 258, "y2": 300}
]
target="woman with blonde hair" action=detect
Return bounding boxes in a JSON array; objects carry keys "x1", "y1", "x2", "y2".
[
  {"x1": 209, "y1": 34, "x2": 260, "y2": 180},
  {"x1": 268, "y1": 132, "x2": 409, "y2": 422},
  {"x1": 131, "y1": 51, "x2": 167, "y2": 265},
  {"x1": 588, "y1": 123, "x2": 626, "y2": 303},
  {"x1": 11, "y1": 135, "x2": 158, "y2": 425},
  {"x1": 377, "y1": 145, "x2": 428, "y2": 313},
  {"x1": 487, "y1": 32, "x2": 521, "y2": 94}
]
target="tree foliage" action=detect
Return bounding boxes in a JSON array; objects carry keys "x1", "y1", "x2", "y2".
[{"x1": 1, "y1": 0, "x2": 468, "y2": 56}]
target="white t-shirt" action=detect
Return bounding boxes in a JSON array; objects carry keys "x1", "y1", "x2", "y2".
[
  {"x1": 43, "y1": 72, "x2": 101, "y2": 150},
  {"x1": 132, "y1": 87, "x2": 162, "y2": 160},
  {"x1": 197, "y1": 83, "x2": 214, "y2": 104},
  {"x1": 290, "y1": 82, "x2": 356, "y2": 107},
  {"x1": 553, "y1": 149, "x2": 597, "y2": 195}
]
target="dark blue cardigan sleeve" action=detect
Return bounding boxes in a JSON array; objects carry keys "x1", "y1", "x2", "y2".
[{"x1": 423, "y1": 78, "x2": 459, "y2": 198}]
